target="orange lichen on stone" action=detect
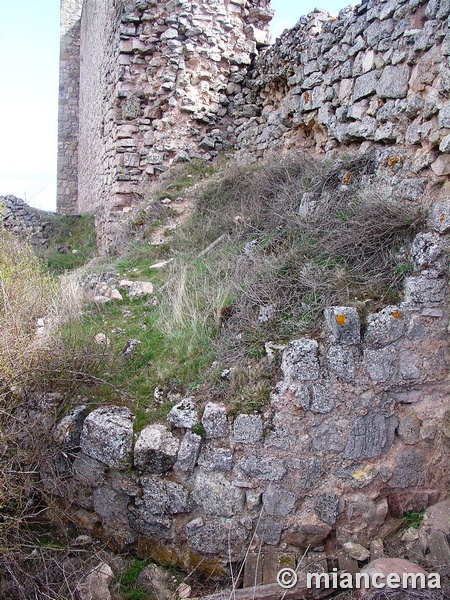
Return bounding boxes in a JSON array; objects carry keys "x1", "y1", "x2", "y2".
[
  {"x1": 385, "y1": 155, "x2": 403, "y2": 174},
  {"x1": 342, "y1": 172, "x2": 352, "y2": 185},
  {"x1": 336, "y1": 314, "x2": 346, "y2": 325},
  {"x1": 392, "y1": 310, "x2": 400, "y2": 319}
]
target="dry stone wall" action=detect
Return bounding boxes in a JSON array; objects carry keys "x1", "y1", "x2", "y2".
[
  {"x1": 0, "y1": 195, "x2": 52, "y2": 248},
  {"x1": 229, "y1": 0, "x2": 450, "y2": 177},
  {"x1": 46, "y1": 201, "x2": 450, "y2": 572}
]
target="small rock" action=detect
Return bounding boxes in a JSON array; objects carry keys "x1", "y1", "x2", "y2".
[
  {"x1": 136, "y1": 563, "x2": 177, "y2": 600},
  {"x1": 342, "y1": 541, "x2": 370, "y2": 561},
  {"x1": 122, "y1": 338, "x2": 142, "y2": 357},
  {"x1": 77, "y1": 562, "x2": 113, "y2": 600},
  {"x1": 128, "y1": 281, "x2": 154, "y2": 300},
  {"x1": 94, "y1": 333, "x2": 110, "y2": 345},
  {"x1": 109, "y1": 288, "x2": 123, "y2": 301},
  {"x1": 402, "y1": 527, "x2": 420, "y2": 543}
]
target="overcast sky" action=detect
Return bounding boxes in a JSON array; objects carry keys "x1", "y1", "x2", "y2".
[{"x1": 0, "y1": 0, "x2": 350, "y2": 212}]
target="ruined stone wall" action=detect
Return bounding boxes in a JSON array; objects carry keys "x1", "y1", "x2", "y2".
[
  {"x1": 0, "y1": 195, "x2": 52, "y2": 248},
  {"x1": 47, "y1": 201, "x2": 450, "y2": 572},
  {"x1": 229, "y1": 0, "x2": 450, "y2": 180},
  {"x1": 58, "y1": 0, "x2": 83, "y2": 215}
]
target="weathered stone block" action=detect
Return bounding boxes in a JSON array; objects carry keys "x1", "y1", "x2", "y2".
[
  {"x1": 364, "y1": 306, "x2": 407, "y2": 348},
  {"x1": 324, "y1": 306, "x2": 361, "y2": 345},
  {"x1": 300, "y1": 383, "x2": 337, "y2": 414},
  {"x1": 353, "y1": 71, "x2": 378, "y2": 101},
  {"x1": 431, "y1": 155, "x2": 450, "y2": 176},
  {"x1": 315, "y1": 493, "x2": 340, "y2": 524},
  {"x1": 255, "y1": 516, "x2": 284, "y2": 545},
  {"x1": 192, "y1": 472, "x2": 244, "y2": 517},
  {"x1": 134, "y1": 424, "x2": 179, "y2": 473},
  {"x1": 403, "y1": 276, "x2": 447, "y2": 304},
  {"x1": 174, "y1": 431, "x2": 202, "y2": 473},
  {"x1": 363, "y1": 347, "x2": 398, "y2": 382},
  {"x1": 202, "y1": 403, "x2": 229, "y2": 439},
  {"x1": 186, "y1": 517, "x2": 248, "y2": 559},
  {"x1": 309, "y1": 421, "x2": 348, "y2": 452},
  {"x1": 376, "y1": 65, "x2": 410, "y2": 99},
  {"x1": 140, "y1": 476, "x2": 190, "y2": 515},
  {"x1": 198, "y1": 446, "x2": 233, "y2": 472},
  {"x1": 237, "y1": 454, "x2": 287, "y2": 482},
  {"x1": 397, "y1": 413, "x2": 421, "y2": 444},
  {"x1": 388, "y1": 448, "x2": 427, "y2": 488},
  {"x1": 410, "y1": 232, "x2": 446, "y2": 277},
  {"x1": 72, "y1": 452, "x2": 107, "y2": 486},
  {"x1": 427, "y1": 199, "x2": 450, "y2": 234},
  {"x1": 285, "y1": 512, "x2": 332, "y2": 547},
  {"x1": 262, "y1": 487, "x2": 297, "y2": 517},
  {"x1": 345, "y1": 414, "x2": 397, "y2": 459},
  {"x1": 167, "y1": 398, "x2": 198, "y2": 429},
  {"x1": 53, "y1": 405, "x2": 88, "y2": 447},
  {"x1": 281, "y1": 338, "x2": 320, "y2": 381},
  {"x1": 80, "y1": 406, "x2": 134, "y2": 469},
  {"x1": 327, "y1": 345, "x2": 355, "y2": 381},
  {"x1": 233, "y1": 414, "x2": 263, "y2": 444}
]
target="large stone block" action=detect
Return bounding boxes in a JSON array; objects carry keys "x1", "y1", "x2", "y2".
[
  {"x1": 233, "y1": 414, "x2": 263, "y2": 444},
  {"x1": 134, "y1": 424, "x2": 179, "y2": 473},
  {"x1": 186, "y1": 517, "x2": 249, "y2": 559},
  {"x1": 53, "y1": 405, "x2": 88, "y2": 447},
  {"x1": 327, "y1": 345, "x2": 355, "y2": 381},
  {"x1": 376, "y1": 65, "x2": 410, "y2": 98},
  {"x1": 80, "y1": 406, "x2": 134, "y2": 469},
  {"x1": 140, "y1": 475, "x2": 190, "y2": 515},
  {"x1": 315, "y1": 493, "x2": 340, "y2": 525},
  {"x1": 262, "y1": 487, "x2": 297, "y2": 517},
  {"x1": 192, "y1": 472, "x2": 244, "y2": 517},
  {"x1": 353, "y1": 71, "x2": 377, "y2": 101},
  {"x1": 324, "y1": 306, "x2": 361, "y2": 345},
  {"x1": 167, "y1": 398, "x2": 198, "y2": 429},
  {"x1": 410, "y1": 232, "x2": 446, "y2": 277},
  {"x1": 174, "y1": 431, "x2": 202, "y2": 473},
  {"x1": 281, "y1": 338, "x2": 320, "y2": 381},
  {"x1": 403, "y1": 276, "x2": 447, "y2": 304},
  {"x1": 427, "y1": 199, "x2": 450, "y2": 234},
  {"x1": 388, "y1": 448, "x2": 427, "y2": 488},
  {"x1": 345, "y1": 413, "x2": 397, "y2": 459},
  {"x1": 202, "y1": 403, "x2": 229, "y2": 439},
  {"x1": 364, "y1": 306, "x2": 407, "y2": 348},
  {"x1": 237, "y1": 454, "x2": 287, "y2": 482}
]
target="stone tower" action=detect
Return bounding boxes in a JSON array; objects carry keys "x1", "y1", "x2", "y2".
[
  {"x1": 57, "y1": 0, "x2": 273, "y2": 233},
  {"x1": 58, "y1": 0, "x2": 83, "y2": 215}
]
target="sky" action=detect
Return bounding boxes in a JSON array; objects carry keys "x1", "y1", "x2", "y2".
[{"x1": 0, "y1": 0, "x2": 350, "y2": 212}]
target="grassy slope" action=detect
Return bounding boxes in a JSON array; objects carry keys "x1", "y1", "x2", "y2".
[{"x1": 54, "y1": 154, "x2": 425, "y2": 431}]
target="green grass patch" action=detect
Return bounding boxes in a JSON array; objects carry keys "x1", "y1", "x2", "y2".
[
  {"x1": 41, "y1": 214, "x2": 97, "y2": 272},
  {"x1": 404, "y1": 510, "x2": 425, "y2": 529}
]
